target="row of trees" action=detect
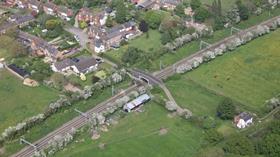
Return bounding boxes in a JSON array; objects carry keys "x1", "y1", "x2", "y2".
[{"x1": 176, "y1": 17, "x2": 280, "y2": 74}]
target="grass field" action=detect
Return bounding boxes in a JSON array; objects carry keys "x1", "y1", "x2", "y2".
[
  {"x1": 55, "y1": 102, "x2": 204, "y2": 157},
  {"x1": 0, "y1": 70, "x2": 58, "y2": 133},
  {"x1": 167, "y1": 29, "x2": 280, "y2": 115}
]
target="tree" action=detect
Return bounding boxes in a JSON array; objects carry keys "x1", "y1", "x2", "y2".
[
  {"x1": 259, "y1": 134, "x2": 280, "y2": 157},
  {"x1": 144, "y1": 10, "x2": 162, "y2": 29},
  {"x1": 45, "y1": 19, "x2": 61, "y2": 30},
  {"x1": 161, "y1": 31, "x2": 172, "y2": 44},
  {"x1": 50, "y1": 73, "x2": 68, "y2": 89},
  {"x1": 190, "y1": 0, "x2": 202, "y2": 10},
  {"x1": 79, "y1": 21, "x2": 88, "y2": 29},
  {"x1": 139, "y1": 20, "x2": 149, "y2": 33},
  {"x1": 216, "y1": 98, "x2": 236, "y2": 120},
  {"x1": 174, "y1": 4, "x2": 186, "y2": 17},
  {"x1": 105, "y1": 16, "x2": 114, "y2": 27},
  {"x1": 223, "y1": 135, "x2": 255, "y2": 155},
  {"x1": 205, "y1": 129, "x2": 223, "y2": 144},
  {"x1": 194, "y1": 7, "x2": 210, "y2": 22},
  {"x1": 115, "y1": 1, "x2": 128, "y2": 24},
  {"x1": 121, "y1": 47, "x2": 143, "y2": 64},
  {"x1": 236, "y1": 0, "x2": 249, "y2": 20},
  {"x1": 268, "y1": 120, "x2": 280, "y2": 134}
]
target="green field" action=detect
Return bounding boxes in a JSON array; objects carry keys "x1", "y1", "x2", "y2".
[
  {"x1": 0, "y1": 70, "x2": 58, "y2": 133},
  {"x1": 56, "y1": 102, "x2": 204, "y2": 157},
  {"x1": 167, "y1": 29, "x2": 280, "y2": 115}
]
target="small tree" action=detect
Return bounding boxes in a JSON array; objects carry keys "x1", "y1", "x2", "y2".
[
  {"x1": 139, "y1": 20, "x2": 149, "y2": 33},
  {"x1": 194, "y1": 7, "x2": 210, "y2": 23},
  {"x1": 205, "y1": 129, "x2": 223, "y2": 144},
  {"x1": 223, "y1": 135, "x2": 255, "y2": 155},
  {"x1": 174, "y1": 4, "x2": 186, "y2": 17},
  {"x1": 190, "y1": 0, "x2": 202, "y2": 10},
  {"x1": 216, "y1": 98, "x2": 236, "y2": 120}
]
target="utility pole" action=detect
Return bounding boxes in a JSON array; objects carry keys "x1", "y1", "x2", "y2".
[
  {"x1": 20, "y1": 138, "x2": 37, "y2": 151},
  {"x1": 112, "y1": 85, "x2": 115, "y2": 96},
  {"x1": 160, "y1": 60, "x2": 163, "y2": 70}
]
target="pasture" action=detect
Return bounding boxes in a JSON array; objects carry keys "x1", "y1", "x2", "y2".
[
  {"x1": 168, "y1": 29, "x2": 280, "y2": 115},
  {"x1": 0, "y1": 70, "x2": 58, "y2": 133},
  {"x1": 55, "y1": 102, "x2": 204, "y2": 157}
]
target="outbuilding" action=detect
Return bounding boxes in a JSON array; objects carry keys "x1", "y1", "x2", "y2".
[
  {"x1": 234, "y1": 112, "x2": 253, "y2": 129},
  {"x1": 123, "y1": 94, "x2": 151, "y2": 112}
]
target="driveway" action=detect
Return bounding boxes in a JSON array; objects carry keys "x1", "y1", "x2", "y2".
[{"x1": 65, "y1": 26, "x2": 89, "y2": 49}]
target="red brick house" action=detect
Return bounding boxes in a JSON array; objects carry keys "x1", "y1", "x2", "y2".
[
  {"x1": 57, "y1": 6, "x2": 73, "y2": 21},
  {"x1": 43, "y1": 2, "x2": 57, "y2": 16}
]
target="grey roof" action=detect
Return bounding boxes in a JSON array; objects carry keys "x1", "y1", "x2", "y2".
[
  {"x1": 239, "y1": 112, "x2": 252, "y2": 121},
  {"x1": 104, "y1": 21, "x2": 136, "y2": 40},
  {"x1": 54, "y1": 58, "x2": 73, "y2": 71},
  {"x1": 161, "y1": 0, "x2": 181, "y2": 5},
  {"x1": 54, "y1": 56, "x2": 97, "y2": 73},
  {"x1": 74, "y1": 56, "x2": 97, "y2": 73},
  {"x1": 137, "y1": 0, "x2": 155, "y2": 8},
  {"x1": 10, "y1": 14, "x2": 35, "y2": 25}
]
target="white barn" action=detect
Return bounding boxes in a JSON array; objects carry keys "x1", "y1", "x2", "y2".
[{"x1": 123, "y1": 94, "x2": 151, "y2": 112}]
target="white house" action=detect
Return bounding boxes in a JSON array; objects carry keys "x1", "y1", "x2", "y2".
[
  {"x1": 234, "y1": 112, "x2": 253, "y2": 129},
  {"x1": 123, "y1": 94, "x2": 151, "y2": 112}
]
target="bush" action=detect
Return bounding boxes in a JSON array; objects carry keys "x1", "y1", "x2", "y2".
[
  {"x1": 223, "y1": 135, "x2": 255, "y2": 155},
  {"x1": 205, "y1": 129, "x2": 223, "y2": 144},
  {"x1": 216, "y1": 98, "x2": 236, "y2": 120}
]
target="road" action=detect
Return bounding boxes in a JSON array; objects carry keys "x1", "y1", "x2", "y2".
[
  {"x1": 12, "y1": 15, "x2": 280, "y2": 157},
  {"x1": 11, "y1": 85, "x2": 138, "y2": 157}
]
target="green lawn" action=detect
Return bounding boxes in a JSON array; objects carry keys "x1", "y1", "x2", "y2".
[
  {"x1": 105, "y1": 29, "x2": 162, "y2": 64},
  {"x1": 168, "y1": 29, "x2": 280, "y2": 115},
  {"x1": 2, "y1": 80, "x2": 131, "y2": 157},
  {"x1": 0, "y1": 70, "x2": 58, "y2": 133},
  {"x1": 56, "y1": 102, "x2": 204, "y2": 157}
]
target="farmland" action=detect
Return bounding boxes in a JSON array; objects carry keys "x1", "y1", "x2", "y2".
[
  {"x1": 167, "y1": 29, "x2": 280, "y2": 115},
  {"x1": 55, "y1": 102, "x2": 204, "y2": 157},
  {"x1": 0, "y1": 70, "x2": 58, "y2": 133}
]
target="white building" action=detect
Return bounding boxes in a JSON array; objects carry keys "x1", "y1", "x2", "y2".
[
  {"x1": 123, "y1": 94, "x2": 151, "y2": 112},
  {"x1": 234, "y1": 112, "x2": 253, "y2": 129}
]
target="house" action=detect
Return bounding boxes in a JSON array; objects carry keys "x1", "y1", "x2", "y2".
[
  {"x1": 158, "y1": 0, "x2": 182, "y2": 10},
  {"x1": 8, "y1": 14, "x2": 35, "y2": 27},
  {"x1": 76, "y1": 8, "x2": 95, "y2": 24},
  {"x1": 18, "y1": 31, "x2": 60, "y2": 60},
  {"x1": 76, "y1": 8, "x2": 108, "y2": 26},
  {"x1": 51, "y1": 56, "x2": 98, "y2": 75},
  {"x1": 91, "y1": 21, "x2": 138, "y2": 52},
  {"x1": 234, "y1": 112, "x2": 253, "y2": 129},
  {"x1": 7, "y1": 64, "x2": 30, "y2": 79},
  {"x1": 137, "y1": 0, "x2": 156, "y2": 10},
  {"x1": 57, "y1": 6, "x2": 73, "y2": 21},
  {"x1": 43, "y1": 2, "x2": 57, "y2": 16},
  {"x1": 26, "y1": 0, "x2": 41, "y2": 13},
  {"x1": 123, "y1": 94, "x2": 151, "y2": 112}
]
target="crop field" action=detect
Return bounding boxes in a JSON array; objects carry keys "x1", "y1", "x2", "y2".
[
  {"x1": 167, "y1": 29, "x2": 280, "y2": 115},
  {"x1": 55, "y1": 102, "x2": 204, "y2": 157},
  {"x1": 0, "y1": 70, "x2": 58, "y2": 133}
]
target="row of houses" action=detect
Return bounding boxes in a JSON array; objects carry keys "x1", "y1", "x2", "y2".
[
  {"x1": 5, "y1": 0, "x2": 73, "y2": 21},
  {"x1": 131, "y1": 0, "x2": 182, "y2": 10},
  {"x1": 0, "y1": 14, "x2": 35, "y2": 34},
  {"x1": 89, "y1": 21, "x2": 139, "y2": 53}
]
